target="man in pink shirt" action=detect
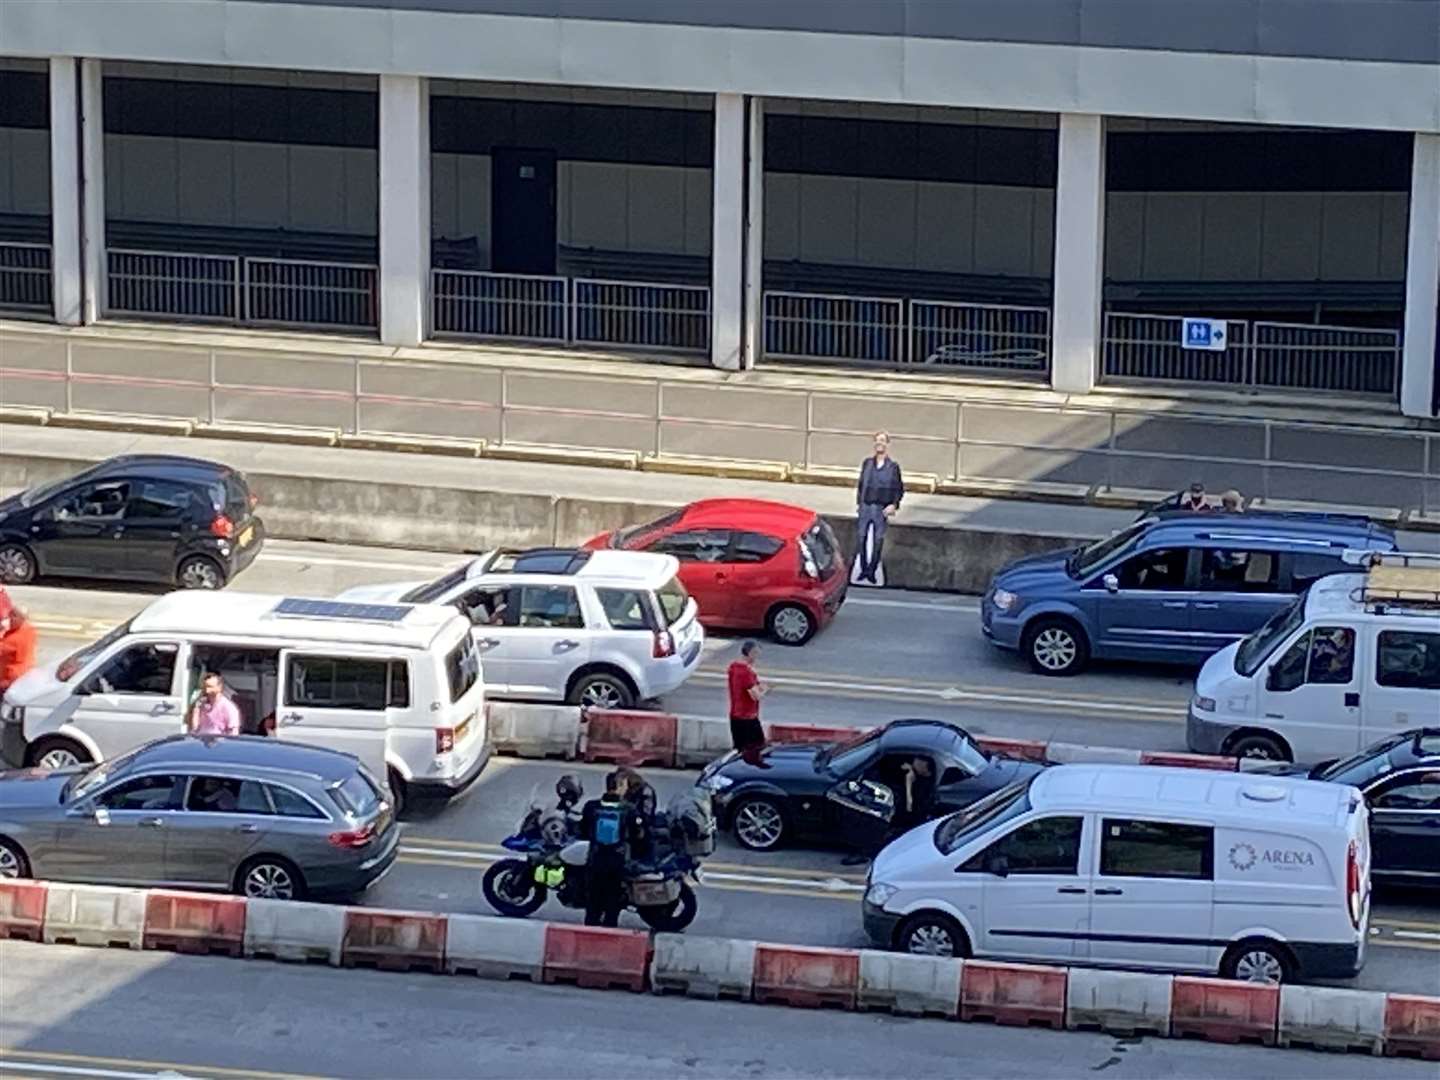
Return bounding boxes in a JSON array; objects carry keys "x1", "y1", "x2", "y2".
[{"x1": 188, "y1": 672, "x2": 242, "y2": 737}]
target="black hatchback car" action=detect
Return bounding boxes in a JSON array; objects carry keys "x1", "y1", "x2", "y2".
[
  {"x1": 1261, "y1": 728, "x2": 1440, "y2": 887},
  {"x1": 0, "y1": 455, "x2": 264, "y2": 590},
  {"x1": 697, "y1": 719, "x2": 1044, "y2": 852}
]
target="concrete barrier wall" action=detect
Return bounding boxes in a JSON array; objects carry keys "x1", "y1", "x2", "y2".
[{"x1": 0, "y1": 449, "x2": 1075, "y2": 592}]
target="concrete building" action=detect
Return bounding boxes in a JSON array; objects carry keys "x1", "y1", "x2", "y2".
[{"x1": 1, "y1": 1, "x2": 1437, "y2": 511}]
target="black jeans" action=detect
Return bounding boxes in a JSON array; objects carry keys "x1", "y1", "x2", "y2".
[{"x1": 584, "y1": 864, "x2": 625, "y2": 927}]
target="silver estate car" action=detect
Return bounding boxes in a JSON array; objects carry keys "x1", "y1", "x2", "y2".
[{"x1": 0, "y1": 735, "x2": 398, "y2": 900}]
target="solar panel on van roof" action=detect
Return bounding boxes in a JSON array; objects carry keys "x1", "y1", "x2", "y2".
[{"x1": 272, "y1": 598, "x2": 413, "y2": 622}]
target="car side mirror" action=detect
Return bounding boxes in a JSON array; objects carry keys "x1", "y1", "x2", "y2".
[
  {"x1": 1102, "y1": 573, "x2": 1119, "y2": 594},
  {"x1": 984, "y1": 853, "x2": 1009, "y2": 878}
]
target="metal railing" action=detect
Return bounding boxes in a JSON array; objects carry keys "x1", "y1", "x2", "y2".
[
  {"x1": 572, "y1": 279, "x2": 710, "y2": 353},
  {"x1": 433, "y1": 269, "x2": 567, "y2": 344},
  {"x1": 104, "y1": 248, "x2": 377, "y2": 330},
  {"x1": 1102, "y1": 311, "x2": 1399, "y2": 398},
  {"x1": 0, "y1": 242, "x2": 54, "y2": 314},
  {"x1": 764, "y1": 290, "x2": 907, "y2": 366},
  {"x1": 910, "y1": 299, "x2": 1051, "y2": 373}
]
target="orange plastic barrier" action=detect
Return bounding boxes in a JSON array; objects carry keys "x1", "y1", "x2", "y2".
[
  {"x1": 143, "y1": 891, "x2": 247, "y2": 957},
  {"x1": 340, "y1": 909, "x2": 447, "y2": 973},
  {"x1": 1171, "y1": 976, "x2": 1279, "y2": 1046},
  {"x1": 0, "y1": 880, "x2": 46, "y2": 942},
  {"x1": 542, "y1": 924, "x2": 651, "y2": 992},
  {"x1": 1384, "y1": 993, "x2": 1440, "y2": 1060},
  {"x1": 752, "y1": 944, "x2": 860, "y2": 1010},
  {"x1": 961, "y1": 959, "x2": 1067, "y2": 1029},
  {"x1": 583, "y1": 709, "x2": 680, "y2": 768}
]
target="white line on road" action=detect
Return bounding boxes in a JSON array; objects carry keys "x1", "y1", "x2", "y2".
[
  {"x1": 1391, "y1": 929, "x2": 1440, "y2": 943},
  {"x1": 0, "y1": 1062, "x2": 202, "y2": 1080},
  {"x1": 256, "y1": 552, "x2": 458, "y2": 574},
  {"x1": 845, "y1": 596, "x2": 979, "y2": 612}
]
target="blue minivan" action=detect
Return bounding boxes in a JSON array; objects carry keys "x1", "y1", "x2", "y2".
[{"x1": 980, "y1": 511, "x2": 1396, "y2": 675}]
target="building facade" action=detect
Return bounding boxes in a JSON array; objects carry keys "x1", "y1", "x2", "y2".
[{"x1": 1, "y1": 0, "x2": 1437, "y2": 421}]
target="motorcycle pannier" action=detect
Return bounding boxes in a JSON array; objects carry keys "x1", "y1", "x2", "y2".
[{"x1": 626, "y1": 873, "x2": 680, "y2": 907}]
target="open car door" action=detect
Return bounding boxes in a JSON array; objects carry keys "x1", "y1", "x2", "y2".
[{"x1": 825, "y1": 777, "x2": 895, "y2": 850}]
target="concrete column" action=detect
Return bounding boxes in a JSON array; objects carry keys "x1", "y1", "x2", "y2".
[
  {"x1": 1050, "y1": 114, "x2": 1107, "y2": 395},
  {"x1": 48, "y1": 58, "x2": 82, "y2": 325},
  {"x1": 1401, "y1": 133, "x2": 1440, "y2": 418},
  {"x1": 79, "y1": 59, "x2": 105, "y2": 325},
  {"x1": 711, "y1": 92, "x2": 746, "y2": 370},
  {"x1": 742, "y1": 98, "x2": 765, "y2": 369},
  {"x1": 379, "y1": 74, "x2": 431, "y2": 348}
]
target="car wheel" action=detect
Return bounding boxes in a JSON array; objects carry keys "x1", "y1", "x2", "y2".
[
  {"x1": 237, "y1": 856, "x2": 306, "y2": 901},
  {"x1": 0, "y1": 837, "x2": 30, "y2": 879},
  {"x1": 898, "y1": 912, "x2": 970, "y2": 958},
  {"x1": 732, "y1": 797, "x2": 786, "y2": 851},
  {"x1": 1226, "y1": 733, "x2": 1290, "y2": 763},
  {"x1": 177, "y1": 555, "x2": 226, "y2": 590},
  {"x1": 767, "y1": 603, "x2": 816, "y2": 646},
  {"x1": 1221, "y1": 939, "x2": 1293, "y2": 985},
  {"x1": 569, "y1": 672, "x2": 635, "y2": 710},
  {"x1": 0, "y1": 544, "x2": 36, "y2": 585},
  {"x1": 1023, "y1": 618, "x2": 1089, "y2": 676},
  {"x1": 25, "y1": 736, "x2": 92, "y2": 771}
]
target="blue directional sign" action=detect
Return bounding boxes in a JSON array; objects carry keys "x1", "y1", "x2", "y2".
[{"x1": 1181, "y1": 318, "x2": 1228, "y2": 352}]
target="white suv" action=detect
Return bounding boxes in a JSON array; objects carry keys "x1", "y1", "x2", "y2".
[{"x1": 337, "y1": 548, "x2": 704, "y2": 709}]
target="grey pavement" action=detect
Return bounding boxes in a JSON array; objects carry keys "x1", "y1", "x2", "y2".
[{"x1": 2, "y1": 941, "x2": 1436, "y2": 1080}]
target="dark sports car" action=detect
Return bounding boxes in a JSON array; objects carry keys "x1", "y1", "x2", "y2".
[
  {"x1": 696, "y1": 719, "x2": 1043, "y2": 852},
  {"x1": 1258, "y1": 728, "x2": 1440, "y2": 887}
]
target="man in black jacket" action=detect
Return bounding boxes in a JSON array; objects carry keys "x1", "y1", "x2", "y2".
[{"x1": 854, "y1": 431, "x2": 904, "y2": 585}]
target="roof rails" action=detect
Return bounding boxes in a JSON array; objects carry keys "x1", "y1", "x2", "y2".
[
  {"x1": 271, "y1": 598, "x2": 414, "y2": 623},
  {"x1": 483, "y1": 548, "x2": 594, "y2": 576},
  {"x1": 1344, "y1": 551, "x2": 1440, "y2": 615}
]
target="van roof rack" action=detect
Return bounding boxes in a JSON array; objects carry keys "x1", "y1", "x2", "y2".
[
  {"x1": 482, "y1": 548, "x2": 593, "y2": 576},
  {"x1": 1345, "y1": 551, "x2": 1440, "y2": 614}
]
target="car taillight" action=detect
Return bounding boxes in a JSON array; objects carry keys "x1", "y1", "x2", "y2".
[
  {"x1": 1346, "y1": 839, "x2": 1363, "y2": 930},
  {"x1": 328, "y1": 823, "x2": 375, "y2": 849},
  {"x1": 798, "y1": 539, "x2": 819, "y2": 580},
  {"x1": 435, "y1": 727, "x2": 455, "y2": 754},
  {"x1": 209, "y1": 514, "x2": 235, "y2": 539},
  {"x1": 248, "y1": 491, "x2": 259, "y2": 509},
  {"x1": 653, "y1": 630, "x2": 675, "y2": 658}
]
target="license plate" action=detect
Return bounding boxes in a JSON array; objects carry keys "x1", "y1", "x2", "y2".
[{"x1": 238, "y1": 526, "x2": 254, "y2": 547}]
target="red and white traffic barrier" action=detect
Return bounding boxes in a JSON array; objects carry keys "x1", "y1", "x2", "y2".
[
  {"x1": 143, "y1": 890, "x2": 246, "y2": 957},
  {"x1": 1170, "y1": 976, "x2": 1279, "y2": 1046},
  {"x1": 446, "y1": 913, "x2": 545, "y2": 981},
  {"x1": 42, "y1": 883, "x2": 145, "y2": 949},
  {"x1": 1277, "y1": 984, "x2": 1386, "y2": 1054},
  {"x1": 1383, "y1": 994, "x2": 1440, "y2": 1060},
  {"x1": 961, "y1": 959, "x2": 1068, "y2": 1030},
  {"x1": 583, "y1": 708, "x2": 679, "y2": 768},
  {"x1": 340, "y1": 908, "x2": 447, "y2": 973},
  {"x1": 857, "y1": 950, "x2": 961, "y2": 1018},
  {"x1": 0, "y1": 880, "x2": 47, "y2": 943},
  {"x1": 243, "y1": 898, "x2": 346, "y2": 965},
  {"x1": 1065, "y1": 967, "x2": 1172, "y2": 1036},
  {"x1": 543, "y1": 924, "x2": 652, "y2": 992},
  {"x1": 764, "y1": 724, "x2": 861, "y2": 746},
  {"x1": 752, "y1": 944, "x2": 861, "y2": 1009},
  {"x1": 489, "y1": 702, "x2": 582, "y2": 760},
  {"x1": 650, "y1": 933, "x2": 757, "y2": 1001}
]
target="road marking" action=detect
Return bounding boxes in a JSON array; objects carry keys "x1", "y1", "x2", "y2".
[
  {"x1": 1391, "y1": 929, "x2": 1440, "y2": 943},
  {"x1": 256, "y1": 552, "x2": 458, "y2": 575},
  {"x1": 0, "y1": 1049, "x2": 323, "y2": 1080},
  {"x1": 845, "y1": 596, "x2": 980, "y2": 613}
]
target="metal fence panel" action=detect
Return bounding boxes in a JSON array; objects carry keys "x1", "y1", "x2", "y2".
[
  {"x1": 1251, "y1": 321, "x2": 1399, "y2": 396},
  {"x1": 0, "y1": 242, "x2": 53, "y2": 313},
  {"x1": 572, "y1": 278, "x2": 710, "y2": 352},
  {"x1": 106, "y1": 249, "x2": 240, "y2": 321},
  {"x1": 763, "y1": 291, "x2": 905, "y2": 365},
  {"x1": 1102, "y1": 312, "x2": 1252, "y2": 386},
  {"x1": 432, "y1": 269, "x2": 567, "y2": 343},
  {"x1": 909, "y1": 299, "x2": 1050, "y2": 376},
  {"x1": 244, "y1": 257, "x2": 377, "y2": 329}
]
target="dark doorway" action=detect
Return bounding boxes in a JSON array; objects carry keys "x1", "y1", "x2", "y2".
[{"x1": 491, "y1": 147, "x2": 558, "y2": 275}]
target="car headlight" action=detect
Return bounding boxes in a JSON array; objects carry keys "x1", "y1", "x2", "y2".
[
  {"x1": 1192, "y1": 695, "x2": 1216, "y2": 713},
  {"x1": 700, "y1": 774, "x2": 734, "y2": 792},
  {"x1": 991, "y1": 589, "x2": 1018, "y2": 612},
  {"x1": 865, "y1": 882, "x2": 899, "y2": 907}
]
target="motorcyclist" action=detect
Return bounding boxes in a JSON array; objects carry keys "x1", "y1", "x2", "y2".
[
  {"x1": 578, "y1": 770, "x2": 644, "y2": 927},
  {"x1": 616, "y1": 766, "x2": 657, "y2": 864}
]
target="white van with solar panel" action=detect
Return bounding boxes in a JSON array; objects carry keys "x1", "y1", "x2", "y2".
[
  {"x1": 0, "y1": 593, "x2": 487, "y2": 814},
  {"x1": 1188, "y1": 551, "x2": 1440, "y2": 763}
]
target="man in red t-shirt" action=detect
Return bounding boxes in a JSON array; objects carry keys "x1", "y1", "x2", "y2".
[{"x1": 727, "y1": 641, "x2": 769, "y2": 763}]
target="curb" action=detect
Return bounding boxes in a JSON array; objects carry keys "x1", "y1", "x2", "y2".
[
  {"x1": 1, "y1": 409, "x2": 1427, "y2": 527},
  {"x1": 1, "y1": 878, "x2": 1433, "y2": 1058}
]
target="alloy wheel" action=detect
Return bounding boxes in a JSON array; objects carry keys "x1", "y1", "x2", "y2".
[
  {"x1": 180, "y1": 559, "x2": 222, "y2": 590},
  {"x1": 0, "y1": 548, "x2": 33, "y2": 584},
  {"x1": 0, "y1": 846, "x2": 22, "y2": 879},
  {"x1": 906, "y1": 923, "x2": 956, "y2": 957},
  {"x1": 1032, "y1": 627, "x2": 1077, "y2": 671},
  {"x1": 1235, "y1": 949, "x2": 1284, "y2": 984},
  {"x1": 735, "y1": 801, "x2": 783, "y2": 849},
  {"x1": 244, "y1": 863, "x2": 295, "y2": 900},
  {"x1": 36, "y1": 747, "x2": 81, "y2": 770},
  {"x1": 581, "y1": 680, "x2": 624, "y2": 710},
  {"x1": 772, "y1": 606, "x2": 813, "y2": 644}
]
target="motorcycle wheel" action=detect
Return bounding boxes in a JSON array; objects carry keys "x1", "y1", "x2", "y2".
[
  {"x1": 482, "y1": 859, "x2": 548, "y2": 918},
  {"x1": 637, "y1": 881, "x2": 698, "y2": 932}
]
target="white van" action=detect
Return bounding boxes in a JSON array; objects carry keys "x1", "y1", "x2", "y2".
[
  {"x1": 862, "y1": 764, "x2": 1370, "y2": 984},
  {"x1": 0, "y1": 593, "x2": 488, "y2": 812},
  {"x1": 1188, "y1": 551, "x2": 1440, "y2": 763}
]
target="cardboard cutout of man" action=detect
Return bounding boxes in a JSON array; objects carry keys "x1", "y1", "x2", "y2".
[{"x1": 853, "y1": 431, "x2": 904, "y2": 587}]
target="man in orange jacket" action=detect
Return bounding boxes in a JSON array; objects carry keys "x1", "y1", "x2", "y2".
[{"x1": 0, "y1": 590, "x2": 38, "y2": 695}]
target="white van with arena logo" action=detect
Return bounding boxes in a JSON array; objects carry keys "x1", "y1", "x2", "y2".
[{"x1": 862, "y1": 764, "x2": 1371, "y2": 984}]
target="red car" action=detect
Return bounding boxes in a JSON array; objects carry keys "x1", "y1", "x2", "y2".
[{"x1": 586, "y1": 499, "x2": 847, "y2": 645}]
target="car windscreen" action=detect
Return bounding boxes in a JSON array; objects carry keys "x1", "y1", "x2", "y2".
[
  {"x1": 820, "y1": 729, "x2": 881, "y2": 773},
  {"x1": 18, "y1": 477, "x2": 72, "y2": 509},
  {"x1": 328, "y1": 771, "x2": 382, "y2": 817},
  {"x1": 654, "y1": 576, "x2": 691, "y2": 627},
  {"x1": 55, "y1": 620, "x2": 133, "y2": 682},
  {"x1": 615, "y1": 509, "x2": 686, "y2": 549},
  {"x1": 1234, "y1": 595, "x2": 1307, "y2": 676},
  {"x1": 1069, "y1": 521, "x2": 1147, "y2": 578},
  {"x1": 401, "y1": 562, "x2": 474, "y2": 604},
  {"x1": 934, "y1": 778, "x2": 1032, "y2": 856},
  {"x1": 66, "y1": 745, "x2": 145, "y2": 802},
  {"x1": 445, "y1": 630, "x2": 481, "y2": 703},
  {"x1": 949, "y1": 732, "x2": 990, "y2": 775},
  {"x1": 1318, "y1": 737, "x2": 1410, "y2": 787}
]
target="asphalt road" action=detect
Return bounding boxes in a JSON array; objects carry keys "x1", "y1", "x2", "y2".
[
  {"x1": 5, "y1": 538, "x2": 1438, "y2": 998},
  {"x1": 3, "y1": 941, "x2": 1436, "y2": 1080}
]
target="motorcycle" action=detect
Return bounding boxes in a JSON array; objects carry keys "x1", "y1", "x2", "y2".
[{"x1": 482, "y1": 775, "x2": 714, "y2": 932}]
